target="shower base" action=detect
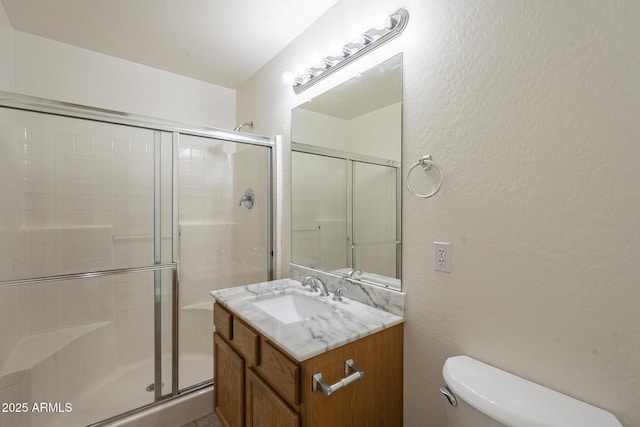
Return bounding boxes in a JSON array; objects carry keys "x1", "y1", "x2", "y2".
[
  {"x1": 51, "y1": 355, "x2": 212, "y2": 427},
  {"x1": 0, "y1": 353, "x2": 211, "y2": 427}
]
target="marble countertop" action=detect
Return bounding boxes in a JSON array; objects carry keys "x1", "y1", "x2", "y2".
[{"x1": 210, "y1": 278, "x2": 405, "y2": 362}]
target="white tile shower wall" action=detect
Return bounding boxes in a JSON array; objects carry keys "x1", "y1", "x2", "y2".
[
  {"x1": 10, "y1": 112, "x2": 155, "y2": 337},
  {"x1": 178, "y1": 136, "x2": 270, "y2": 389},
  {"x1": 7, "y1": 111, "x2": 156, "y2": 283},
  {"x1": 0, "y1": 109, "x2": 163, "y2": 409},
  {"x1": 177, "y1": 135, "x2": 238, "y2": 387},
  {"x1": 178, "y1": 136, "x2": 269, "y2": 302},
  {"x1": 113, "y1": 272, "x2": 155, "y2": 366},
  {"x1": 0, "y1": 110, "x2": 26, "y2": 364},
  {"x1": 233, "y1": 143, "x2": 270, "y2": 279},
  {"x1": 179, "y1": 135, "x2": 238, "y2": 304},
  {"x1": 179, "y1": 223, "x2": 235, "y2": 304}
]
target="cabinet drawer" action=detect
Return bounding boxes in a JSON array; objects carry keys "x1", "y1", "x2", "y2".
[
  {"x1": 257, "y1": 341, "x2": 300, "y2": 406},
  {"x1": 213, "y1": 303, "x2": 233, "y2": 341},
  {"x1": 233, "y1": 318, "x2": 260, "y2": 366}
]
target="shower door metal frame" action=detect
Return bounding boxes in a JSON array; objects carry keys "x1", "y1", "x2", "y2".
[{"x1": 0, "y1": 91, "x2": 275, "y2": 424}]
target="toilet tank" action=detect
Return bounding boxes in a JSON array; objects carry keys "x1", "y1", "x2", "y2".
[{"x1": 441, "y1": 356, "x2": 622, "y2": 427}]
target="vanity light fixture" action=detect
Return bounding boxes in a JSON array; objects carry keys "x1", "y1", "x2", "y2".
[{"x1": 282, "y1": 8, "x2": 409, "y2": 94}]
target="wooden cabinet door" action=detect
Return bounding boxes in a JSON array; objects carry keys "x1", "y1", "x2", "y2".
[
  {"x1": 214, "y1": 333, "x2": 245, "y2": 427},
  {"x1": 301, "y1": 324, "x2": 403, "y2": 426},
  {"x1": 246, "y1": 368, "x2": 300, "y2": 427}
]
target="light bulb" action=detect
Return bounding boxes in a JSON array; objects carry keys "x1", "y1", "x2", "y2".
[
  {"x1": 374, "y1": 13, "x2": 391, "y2": 30},
  {"x1": 328, "y1": 40, "x2": 344, "y2": 58},
  {"x1": 348, "y1": 28, "x2": 365, "y2": 44},
  {"x1": 311, "y1": 52, "x2": 325, "y2": 68},
  {"x1": 295, "y1": 64, "x2": 307, "y2": 76},
  {"x1": 281, "y1": 71, "x2": 295, "y2": 86}
]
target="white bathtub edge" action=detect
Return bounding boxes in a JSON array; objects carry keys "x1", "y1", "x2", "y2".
[{"x1": 105, "y1": 386, "x2": 213, "y2": 427}]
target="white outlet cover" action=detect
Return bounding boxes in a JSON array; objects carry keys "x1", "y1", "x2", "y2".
[{"x1": 434, "y1": 242, "x2": 451, "y2": 272}]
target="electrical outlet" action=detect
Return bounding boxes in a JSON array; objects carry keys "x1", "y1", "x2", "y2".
[{"x1": 434, "y1": 242, "x2": 451, "y2": 272}]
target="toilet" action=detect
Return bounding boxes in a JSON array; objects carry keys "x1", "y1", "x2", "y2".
[{"x1": 441, "y1": 355, "x2": 622, "y2": 427}]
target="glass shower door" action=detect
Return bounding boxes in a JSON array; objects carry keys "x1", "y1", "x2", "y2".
[
  {"x1": 177, "y1": 135, "x2": 271, "y2": 390},
  {"x1": 0, "y1": 107, "x2": 175, "y2": 427}
]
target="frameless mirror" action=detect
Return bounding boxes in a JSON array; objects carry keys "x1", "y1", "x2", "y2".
[{"x1": 291, "y1": 54, "x2": 402, "y2": 290}]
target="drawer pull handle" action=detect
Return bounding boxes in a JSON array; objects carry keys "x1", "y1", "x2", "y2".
[{"x1": 312, "y1": 358, "x2": 364, "y2": 396}]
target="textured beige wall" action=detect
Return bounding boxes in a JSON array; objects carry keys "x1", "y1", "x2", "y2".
[{"x1": 240, "y1": 1, "x2": 640, "y2": 425}]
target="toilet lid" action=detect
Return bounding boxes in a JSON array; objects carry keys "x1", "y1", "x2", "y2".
[{"x1": 442, "y1": 356, "x2": 622, "y2": 427}]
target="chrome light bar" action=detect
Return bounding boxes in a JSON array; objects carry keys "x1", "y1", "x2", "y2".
[{"x1": 283, "y1": 8, "x2": 409, "y2": 94}]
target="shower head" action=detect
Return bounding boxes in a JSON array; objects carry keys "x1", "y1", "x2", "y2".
[{"x1": 234, "y1": 121, "x2": 254, "y2": 132}]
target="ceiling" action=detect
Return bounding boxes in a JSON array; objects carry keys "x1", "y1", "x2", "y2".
[{"x1": 0, "y1": 0, "x2": 339, "y2": 89}]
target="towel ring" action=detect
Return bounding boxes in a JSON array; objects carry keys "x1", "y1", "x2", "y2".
[{"x1": 406, "y1": 155, "x2": 443, "y2": 199}]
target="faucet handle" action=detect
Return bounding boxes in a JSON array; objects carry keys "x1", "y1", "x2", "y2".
[{"x1": 333, "y1": 287, "x2": 348, "y2": 301}]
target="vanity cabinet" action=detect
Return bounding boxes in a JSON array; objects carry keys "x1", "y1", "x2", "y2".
[
  {"x1": 214, "y1": 333, "x2": 245, "y2": 427},
  {"x1": 246, "y1": 368, "x2": 300, "y2": 427},
  {"x1": 213, "y1": 302, "x2": 403, "y2": 427}
]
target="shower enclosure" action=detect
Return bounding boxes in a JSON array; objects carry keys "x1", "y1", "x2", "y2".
[{"x1": 0, "y1": 92, "x2": 272, "y2": 427}]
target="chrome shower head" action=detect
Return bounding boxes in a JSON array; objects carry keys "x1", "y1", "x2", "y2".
[{"x1": 234, "y1": 121, "x2": 254, "y2": 132}]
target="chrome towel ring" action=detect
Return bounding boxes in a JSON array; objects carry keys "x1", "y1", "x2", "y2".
[{"x1": 406, "y1": 155, "x2": 443, "y2": 198}]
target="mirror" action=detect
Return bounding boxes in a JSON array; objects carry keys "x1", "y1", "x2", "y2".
[{"x1": 291, "y1": 54, "x2": 402, "y2": 290}]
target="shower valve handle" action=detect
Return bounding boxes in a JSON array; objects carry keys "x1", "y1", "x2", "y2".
[{"x1": 239, "y1": 188, "x2": 254, "y2": 209}]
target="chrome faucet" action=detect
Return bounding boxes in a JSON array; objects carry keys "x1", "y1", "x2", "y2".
[
  {"x1": 302, "y1": 276, "x2": 330, "y2": 297},
  {"x1": 315, "y1": 278, "x2": 330, "y2": 297},
  {"x1": 302, "y1": 276, "x2": 316, "y2": 289},
  {"x1": 333, "y1": 287, "x2": 347, "y2": 301}
]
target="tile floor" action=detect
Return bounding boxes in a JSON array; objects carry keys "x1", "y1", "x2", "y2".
[{"x1": 180, "y1": 412, "x2": 223, "y2": 427}]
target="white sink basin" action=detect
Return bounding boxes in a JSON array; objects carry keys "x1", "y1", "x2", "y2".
[{"x1": 250, "y1": 292, "x2": 332, "y2": 324}]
